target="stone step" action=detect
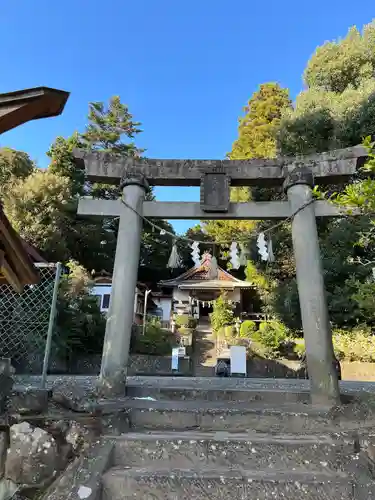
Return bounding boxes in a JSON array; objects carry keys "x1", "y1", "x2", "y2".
[
  {"x1": 110, "y1": 431, "x2": 354, "y2": 472},
  {"x1": 126, "y1": 384, "x2": 311, "y2": 403},
  {"x1": 101, "y1": 466, "x2": 355, "y2": 499},
  {"x1": 127, "y1": 376, "x2": 356, "y2": 403},
  {"x1": 122, "y1": 399, "x2": 353, "y2": 433},
  {"x1": 128, "y1": 375, "x2": 310, "y2": 390}
]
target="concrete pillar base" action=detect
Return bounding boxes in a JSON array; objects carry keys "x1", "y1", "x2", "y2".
[{"x1": 97, "y1": 369, "x2": 127, "y2": 398}]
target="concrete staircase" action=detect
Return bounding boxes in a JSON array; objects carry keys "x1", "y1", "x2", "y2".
[{"x1": 100, "y1": 377, "x2": 374, "y2": 499}]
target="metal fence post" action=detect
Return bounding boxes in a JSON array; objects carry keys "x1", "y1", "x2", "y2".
[{"x1": 40, "y1": 262, "x2": 62, "y2": 389}]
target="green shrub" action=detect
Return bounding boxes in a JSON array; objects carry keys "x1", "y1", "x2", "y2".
[
  {"x1": 147, "y1": 316, "x2": 162, "y2": 327},
  {"x1": 215, "y1": 325, "x2": 237, "y2": 342},
  {"x1": 179, "y1": 326, "x2": 193, "y2": 335},
  {"x1": 332, "y1": 326, "x2": 375, "y2": 362},
  {"x1": 239, "y1": 320, "x2": 256, "y2": 338},
  {"x1": 210, "y1": 294, "x2": 234, "y2": 334},
  {"x1": 174, "y1": 315, "x2": 189, "y2": 327},
  {"x1": 290, "y1": 327, "x2": 375, "y2": 362},
  {"x1": 54, "y1": 261, "x2": 106, "y2": 359},
  {"x1": 293, "y1": 339, "x2": 305, "y2": 359},
  {"x1": 224, "y1": 324, "x2": 236, "y2": 339},
  {"x1": 131, "y1": 322, "x2": 176, "y2": 355},
  {"x1": 251, "y1": 320, "x2": 289, "y2": 358},
  {"x1": 174, "y1": 315, "x2": 197, "y2": 329},
  {"x1": 178, "y1": 327, "x2": 193, "y2": 348}
]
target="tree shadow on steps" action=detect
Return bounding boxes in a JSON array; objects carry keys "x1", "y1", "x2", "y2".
[{"x1": 247, "y1": 353, "x2": 304, "y2": 379}]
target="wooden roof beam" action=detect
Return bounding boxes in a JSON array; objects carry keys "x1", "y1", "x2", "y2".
[
  {"x1": 0, "y1": 250, "x2": 23, "y2": 293},
  {"x1": 0, "y1": 87, "x2": 70, "y2": 134},
  {"x1": 0, "y1": 209, "x2": 39, "y2": 286}
]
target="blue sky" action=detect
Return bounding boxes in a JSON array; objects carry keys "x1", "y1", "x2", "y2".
[{"x1": 0, "y1": 1, "x2": 374, "y2": 233}]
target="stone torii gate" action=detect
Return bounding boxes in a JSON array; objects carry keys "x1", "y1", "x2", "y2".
[{"x1": 74, "y1": 145, "x2": 366, "y2": 406}]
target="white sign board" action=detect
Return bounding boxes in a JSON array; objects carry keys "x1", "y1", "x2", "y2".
[
  {"x1": 230, "y1": 345, "x2": 247, "y2": 375},
  {"x1": 171, "y1": 347, "x2": 179, "y2": 371},
  {"x1": 177, "y1": 346, "x2": 186, "y2": 357}
]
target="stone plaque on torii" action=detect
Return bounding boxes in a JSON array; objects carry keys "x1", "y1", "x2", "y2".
[{"x1": 74, "y1": 145, "x2": 366, "y2": 406}]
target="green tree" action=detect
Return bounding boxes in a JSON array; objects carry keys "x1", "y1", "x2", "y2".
[
  {"x1": 48, "y1": 133, "x2": 85, "y2": 196},
  {"x1": 266, "y1": 21, "x2": 375, "y2": 333},
  {"x1": 80, "y1": 96, "x2": 146, "y2": 201},
  {"x1": 78, "y1": 96, "x2": 186, "y2": 283},
  {"x1": 304, "y1": 25, "x2": 375, "y2": 93},
  {"x1": 0, "y1": 148, "x2": 35, "y2": 197},
  {"x1": 2, "y1": 96, "x2": 147, "y2": 274},
  {"x1": 230, "y1": 83, "x2": 292, "y2": 160},
  {"x1": 47, "y1": 133, "x2": 118, "y2": 272},
  {"x1": 46, "y1": 95, "x2": 186, "y2": 286},
  {"x1": 80, "y1": 97, "x2": 143, "y2": 156},
  {"x1": 48, "y1": 96, "x2": 144, "y2": 201},
  {"x1": 278, "y1": 20, "x2": 375, "y2": 155},
  {"x1": 138, "y1": 219, "x2": 183, "y2": 286},
  {"x1": 328, "y1": 137, "x2": 375, "y2": 323},
  {"x1": 53, "y1": 261, "x2": 106, "y2": 362},
  {"x1": 3, "y1": 170, "x2": 73, "y2": 261},
  {"x1": 45, "y1": 96, "x2": 176, "y2": 279},
  {"x1": 211, "y1": 293, "x2": 234, "y2": 334}
]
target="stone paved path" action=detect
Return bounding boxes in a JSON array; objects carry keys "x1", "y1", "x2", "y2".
[{"x1": 192, "y1": 320, "x2": 217, "y2": 377}]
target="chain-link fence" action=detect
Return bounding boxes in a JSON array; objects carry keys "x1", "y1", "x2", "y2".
[{"x1": 0, "y1": 263, "x2": 61, "y2": 381}]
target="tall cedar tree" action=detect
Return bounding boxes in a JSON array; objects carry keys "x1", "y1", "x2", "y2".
[{"x1": 230, "y1": 83, "x2": 292, "y2": 160}]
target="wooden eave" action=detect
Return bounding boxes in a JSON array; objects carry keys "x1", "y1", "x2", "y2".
[
  {"x1": 0, "y1": 207, "x2": 39, "y2": 292},
  {"x1": 0, "y1": 87, "x2": 69, "y2": 134}
]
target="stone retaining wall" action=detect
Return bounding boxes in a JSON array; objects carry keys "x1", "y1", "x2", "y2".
[
  {"x1": 56, "y1": 354, "x2": 193, "y2": 376},
  {"x1": 55, "y1": 354, "x2": 294, "y2": 378},
  {"x1": 9, "y1": 353, "x2": 375, "y2": 380},
  {"x1": 341, "y1": 362, "x2": 375, "y2": 382},
  {"x1": 246, "y1": 358, "x2": 302, "y2": 379},
  {"x1": 247, "y1": 359, "x2": 375, "y2": 381},
  {"x1": 128, "y1": 355, "x2": 192, "y2": 375}
]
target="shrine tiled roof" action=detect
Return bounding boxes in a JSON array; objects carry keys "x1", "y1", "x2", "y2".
[
  {"x1": 184, "y1": 267, "x2": 237, "y2": 282},
  {"x1": 159, "y1": 252, "x2": 251, "y2": 288}
]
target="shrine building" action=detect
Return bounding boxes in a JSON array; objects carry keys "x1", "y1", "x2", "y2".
[{"x1": 158, "y1": 252, "x2": 254, "y2": 321}]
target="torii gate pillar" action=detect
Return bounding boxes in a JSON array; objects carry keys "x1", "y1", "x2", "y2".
[
  {"x1": 285, "y1": 167, "x2": 340, "y2": 406},
  {"x1": 99, "y1": 173, "x2": 148, "y2": 396}
]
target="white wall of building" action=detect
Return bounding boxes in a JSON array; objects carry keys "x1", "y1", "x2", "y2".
[
  {"x1": 92, "y1": 284, "x2": 140, "y2": 314},
  {"x1": 171, "y1": 287, "x2": 242, "y2": 319},
  {"x1": 173, "y1": 288, "x2": 241, "y2": 304},
  {"x1": 92, "y1": 285, "x2": 112, "y2": 312},
  {"x1": 92, "y1": 284, "x2": 242, "y2": 318},
  {"x1": 153, "y1": 297, "x2": 172, "y2": 321}
]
